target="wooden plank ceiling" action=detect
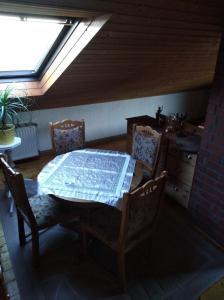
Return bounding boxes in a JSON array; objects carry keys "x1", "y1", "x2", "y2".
[{"x1": 8, "y1": 0, "x2": 224, "y2": 109}]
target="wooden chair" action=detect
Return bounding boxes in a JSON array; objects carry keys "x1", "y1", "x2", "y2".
[
  {"x1": 82, "y1": 170, "x2": 167, "y2": 290},
  {"x1": 0, "y1": 154, "x2": 75, "y2": 265},
  {"x1": 132, "y1": 125, "x2": 162, "y2": 179},
  {"x1": 49, "y1": 119, "x2": 85, "y2": 155}
]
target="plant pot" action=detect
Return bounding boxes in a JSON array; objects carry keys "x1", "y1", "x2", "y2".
[{"x1": 0, "y1": 125, "x2": 15, "y2": 145}]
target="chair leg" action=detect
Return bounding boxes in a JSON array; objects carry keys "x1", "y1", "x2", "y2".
[
  {"x1": 31, "y1": 230, "x2": 39, "y2": 267},
  {"x1": 117, "y1": 250, "x2": 127, "y2": 291},
  {"x1": 17, "y1": 211, "x2": 26, "y2": 246}
]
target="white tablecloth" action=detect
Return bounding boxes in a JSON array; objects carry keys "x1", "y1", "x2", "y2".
[{"x1": 38, "y1": 149, "x2": 136, "y2": 208}]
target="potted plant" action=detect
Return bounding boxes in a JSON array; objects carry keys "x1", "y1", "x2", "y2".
[{"x1": 0, "y1": 86, "x2": 33, "y2": 144}]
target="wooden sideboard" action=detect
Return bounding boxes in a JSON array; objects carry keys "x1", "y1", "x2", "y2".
[
  {"x1": 126, "y1": 115, "x2": 203, "y2": 208},
  {"x1": 165, "y1": 138, "x2": 198, "y2": 208},
  {"x1": 165, "y1": 123, "x2": 203, "y2": 208}
]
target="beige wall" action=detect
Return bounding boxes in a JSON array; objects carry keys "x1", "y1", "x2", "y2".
[{"x1": 20, "y1": 89, "x2": 209, "y2": 151}]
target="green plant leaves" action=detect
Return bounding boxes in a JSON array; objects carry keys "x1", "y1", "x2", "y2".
[{"x1": 0, "y1": 85, "x2": 33, "y2": 130}]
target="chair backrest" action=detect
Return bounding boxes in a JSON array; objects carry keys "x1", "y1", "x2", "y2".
[
  {"x1": 49, "y1": 119, "x2": 85, "y2": 155},
  {"x1": 0, "y1": 155, "x2": 36, "y2": 226},
  {"x1": 119, "y1": 170, "x2": 167, "y2": 250},
  {"x1": 132, "y1": 125, "x2": 162, "y2": 178}
]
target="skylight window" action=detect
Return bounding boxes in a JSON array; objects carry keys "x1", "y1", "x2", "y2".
[
  {"x1": 0, "y1": 2, "x2": 110, "y2": 96},
  {"x1": 0, "y1": 14, "x2": 77, "y2": 79}
]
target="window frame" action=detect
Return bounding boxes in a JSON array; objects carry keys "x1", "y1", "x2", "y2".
[
  {"x1": 0, "y1": 16, "x2": 80, "y2": 79},
  {"x1": 0, "y1": 2, "x2": 111, "y2": 96}
]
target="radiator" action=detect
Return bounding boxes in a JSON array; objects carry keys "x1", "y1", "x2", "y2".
[{"x1": 11, "y1": 123, "x2": 39, "y2": 161}]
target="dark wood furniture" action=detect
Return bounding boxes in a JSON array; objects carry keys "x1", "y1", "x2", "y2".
[
  {"x1": 82, "y1": 171, "x2": 167, "y2": 290},
  {"x1": 165, "y1": 123, "x2": 203, "y2": 208}
]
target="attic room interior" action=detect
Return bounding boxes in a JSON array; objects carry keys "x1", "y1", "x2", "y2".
[{"x1": 0, "y1": 0, "x2": 224, "y2": 299}]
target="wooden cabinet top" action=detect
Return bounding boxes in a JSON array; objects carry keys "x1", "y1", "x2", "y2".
[
  {"x1": 126, "y1": 115, "x2": 154, "y2": 122},
  {"x1": 126, "y1": 115, "x2": 166, "y2": 132}
]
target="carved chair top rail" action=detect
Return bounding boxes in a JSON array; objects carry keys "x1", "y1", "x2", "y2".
[{"x1": 49, "y1": 119, "x2": 85, "y2": 129}]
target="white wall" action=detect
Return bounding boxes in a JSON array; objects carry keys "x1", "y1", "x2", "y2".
[{"x1": 21, "y1": 89, "x2": 209, "y2": 151}]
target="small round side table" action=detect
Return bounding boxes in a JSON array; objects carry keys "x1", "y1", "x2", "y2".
[{"x1": 0, "y1": 137, "x2": 21, "y2": 168}]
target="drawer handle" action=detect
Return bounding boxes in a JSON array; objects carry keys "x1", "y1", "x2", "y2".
[
  {"x1": 174, "y1": 187, "x2": 179, "y2": 192},
  {"x1": 186, "y1": 154, "x2": 192, "y2": 160}
]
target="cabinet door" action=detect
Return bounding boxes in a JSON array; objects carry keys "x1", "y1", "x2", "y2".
[
  {"x1": 168, "y1": 141, "x2": 197, "y2": 166},
  {"x1": 165, "y1": 176, "x2": 191, "y2": 208},
  {"x1": 166, "y1": 154, "x2": 195, "y2": 186}
]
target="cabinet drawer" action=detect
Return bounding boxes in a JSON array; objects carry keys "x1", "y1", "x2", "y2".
[
  {"x1": 168, "y1": 141, "x2": 197, "y2": 166},
  {"x1": 166, "y1": 155, "x2": 195, "y2": 186},
  {"x1": 183, "y1": 123, "x2": 203, "y2": 136},
  {"x1": 165, "y1": 178, "x2": 191, "y2": 208}
]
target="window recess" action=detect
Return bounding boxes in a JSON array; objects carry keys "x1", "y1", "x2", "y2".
[
  {"x1": 0, "y1": 14, "x2": 80, "y2": 80},
  {"x1": 0, "y1": 2, "x2": 111, "y2": 96}
]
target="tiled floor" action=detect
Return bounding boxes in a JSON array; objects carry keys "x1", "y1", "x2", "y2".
[{"x1": 0, "y1": 221, "x2": 20, "y2": 299}]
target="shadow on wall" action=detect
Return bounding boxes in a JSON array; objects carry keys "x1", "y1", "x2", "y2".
[{"x1": 179, "y1": 89, "x2": 210, "y2": 122}]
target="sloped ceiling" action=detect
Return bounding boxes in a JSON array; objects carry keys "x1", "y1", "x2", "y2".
[{"x1": 7, "y1": 0, "x2": 224, "y2": 109}]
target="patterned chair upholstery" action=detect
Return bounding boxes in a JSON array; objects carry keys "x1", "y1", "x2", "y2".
[
  {"x1": 82, "y1": 171, "x2": 167, "y2": 290},
  {"x1": 132, "y1": 125, "x2": 162, "y2": 179},
  {"x1": 0, "y1": 155, "x2": 79, "y2": 265},
  {"x1": 49, "y1": 119, "x2": 85, "y2": 155},
  {"x1": 27, "y1": 195, "x2": 61, "y2": 226}
]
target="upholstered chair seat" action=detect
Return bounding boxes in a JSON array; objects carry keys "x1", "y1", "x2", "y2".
[
  {"x1": 0, "y1": 155, "x2": 80, "y2": 266},
  {"x1": 28, "y1": 194, "x2": 61, "y2": 227},
  {"x1": 24, "y1": 179, "x2": 38, "y2": 197}
]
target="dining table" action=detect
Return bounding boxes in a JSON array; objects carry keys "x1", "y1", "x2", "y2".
[{"x1": 37, "y1": 148, "x2": 142, "y2": 210}]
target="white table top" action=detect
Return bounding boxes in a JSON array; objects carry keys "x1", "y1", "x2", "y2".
[
  {"x1": 38, "y1": 149, "x2": 136, "y2": 209},
  {"x1": 0, "y1": 137, "x2": 21, "y2": 151}
]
